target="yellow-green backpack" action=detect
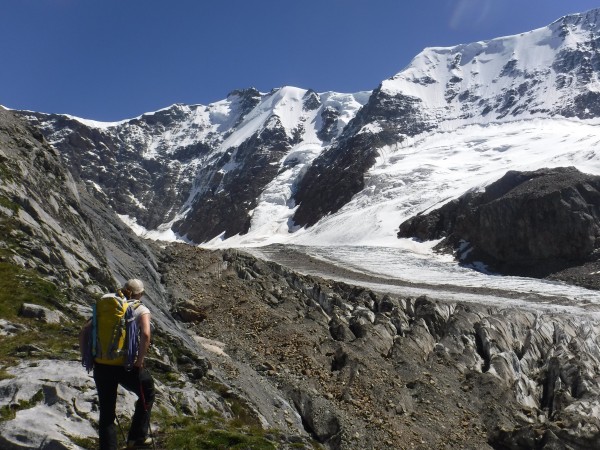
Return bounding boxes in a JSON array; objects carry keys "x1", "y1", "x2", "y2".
[{"x1": 90, "y1": 292, "x2": 139, "y2": 368}]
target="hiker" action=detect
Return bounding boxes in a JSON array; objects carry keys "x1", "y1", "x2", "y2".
[{"x1": 79, "y1": 279, "x2": 155, "y2": 450}]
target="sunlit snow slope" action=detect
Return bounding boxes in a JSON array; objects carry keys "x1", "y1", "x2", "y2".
[
  {"x1": 383, "y1": 8, "x2": 600, "y2": 128},
  {"x1": 129, "y1": 7, "x2": 600, "y2": 252},
  {"x1": 215, "y1": 118, "x2": 600, "y2": 248}
]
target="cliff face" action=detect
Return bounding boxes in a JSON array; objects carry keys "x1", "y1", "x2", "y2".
[
  {"x1": 0, "y1": 108, "x2": 117, "y2": 297},
  {"x1": 398, "y1": 167, "x2": 600, "y2": 278}
]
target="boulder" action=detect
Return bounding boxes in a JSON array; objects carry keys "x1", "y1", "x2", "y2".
[
  {"x1": 19, "y1": 303, "x2": 66, "y2": 324},
  {"x1": 174, "y1": 299, "x2": 206, "y2": 323},
  {"x1": 328, "y1": 313, "x2": 356, "y2": 342},
  {"x1": 0, "y1": 319, "x2": 28, "y2": 336},
  {"x1": 289, "y1": 388, "x2": 342, "y2": 445}
]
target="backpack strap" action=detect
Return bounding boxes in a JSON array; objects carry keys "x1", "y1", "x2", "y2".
[{"x1": 91, "y1": 303, "x2": 97, "y2": 356}]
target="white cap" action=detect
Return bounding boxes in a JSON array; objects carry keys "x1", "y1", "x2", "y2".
[{"x1": 124, "y1": 279, "x2": 144, "y2": 295}]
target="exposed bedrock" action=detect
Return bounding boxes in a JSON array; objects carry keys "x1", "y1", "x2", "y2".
[{"x1": 398, "y1": 167, "x2": 600, "y2": 277}]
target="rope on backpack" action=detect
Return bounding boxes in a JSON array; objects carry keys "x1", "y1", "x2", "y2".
[
  {"x1": 81, "y1": 304, "x2": 98, "y2": 373},
  {"x1": 125, "y1": 305, "x2": 139, "y2": 370}
]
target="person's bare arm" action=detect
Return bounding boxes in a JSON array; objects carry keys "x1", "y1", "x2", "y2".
[{"x1": 135, "y1": 313, "x2": 151, "y2": 368}]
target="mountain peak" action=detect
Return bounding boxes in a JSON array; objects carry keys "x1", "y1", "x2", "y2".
[
  {"x1": 551, "y1": 7, "x2": 600, "y2": 29},
  {"x1": 380, "y1": 8, "x2": 600, "y2": 127}
]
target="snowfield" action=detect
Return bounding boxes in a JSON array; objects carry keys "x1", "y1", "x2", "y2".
[
  {"x1": 191, "y1": 118, "x2": 600, "y2": 250},
  {"x1": 120, "y1": 117, "x2": 600, "y2": 311}
]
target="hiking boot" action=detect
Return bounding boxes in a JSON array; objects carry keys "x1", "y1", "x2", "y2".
[{"x1": 126, "y1": 437, "x2": 153, "y2": 448}]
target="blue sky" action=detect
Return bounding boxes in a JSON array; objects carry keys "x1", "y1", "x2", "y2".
[{"x1": 2, "y1": 0, "x2": 598, "y2": 121}]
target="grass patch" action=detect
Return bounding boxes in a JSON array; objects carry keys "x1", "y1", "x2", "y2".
[
  {"x1": 155, "y1": 408, "x2": 277, "y2": 450},
  {"x1": 0, "y1": 369, "x2": 14, "y2": 381},
  {"x1": 0, "y1": 323, "x2": 80, "y2": 366},
  {"x1": 67, "y1": 434, "x2": 98, "y2": 450},
  {"x1": 0, "y1": 195, "x2": 18, "y2": 214},
  {"x1": 0, "y1": 261, "x2": 78, "y2": 366},
  {"x1": 201, "y1": 379, "x2": 265, "y2": 429},
  {"x1": 0, "y1": 160, "x2": 15, "y2": 183},
  {"x1": 0, "y1": 262, "x2": 66, "y2": 320},
  {"x1": 0, "y1": 388, "x2": 44, "y2": 422}
]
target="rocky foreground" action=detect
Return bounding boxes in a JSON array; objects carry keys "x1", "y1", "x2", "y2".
[
  {"x1": 154, "y1": 242, "x2": 600, "y2": 450},
  {"x1": 3, "y1": 239, "x2": 600, "y2": 449}
]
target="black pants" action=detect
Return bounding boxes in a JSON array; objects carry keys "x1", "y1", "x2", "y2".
[{"x1": 93, "y1": 363, "x2": 155, "y2": 450}]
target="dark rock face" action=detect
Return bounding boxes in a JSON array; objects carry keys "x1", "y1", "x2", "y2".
[
  {"x1": 172, "y1": 116, "x2": 293, "y2": 242},
  {"x1": 293, "y1": 87, "x2": 433, "y2": 227},
  {"x1": 227, "y1": 87, "x2": 262, "y2": 128},
  {"x1": 16, "y1": 86, "x2": 361, "y2": 243},
  {"x1": 17, "y1": 109, "x2": 199, "y2": 230},
  {"x1": 289, "y1": 389, "x2": 341, "y2": 446},
  {"x1": 292, "y1": 132, "x2": 378, "y2": 228},
  {"x1": 316, "y1": 106, "x2": 341, "y2": 143},
  {"x1": 16, "y1": 91, "x2": 293, "y2": 243},
  {"x1": 398, "y1": 167, "x2": 600, "y2": 276},
  {"x1": 302, "y1": 89, "x2": 321, "y2": 111}
]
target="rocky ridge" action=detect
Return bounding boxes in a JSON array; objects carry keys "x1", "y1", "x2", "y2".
[
  {"x1": 398, "y1": 167, "x2": 600, "y2": 281},
  {"x1": 17, "y1": 88, "x2": 368, "y2": 243}
]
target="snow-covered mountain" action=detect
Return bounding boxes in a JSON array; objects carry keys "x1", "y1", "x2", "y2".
[
  {"x1": 19, "y1": 88, "x2": 368, "y2": 243},
  {"x1": 16, "y1": 8, "x2": 600, "y2": 249},
  {"x1": 291, "y1": 7, "x2": 600, "y2": 228},
  {"x1": 385, "y1": 8, "x2": 600, "y2": 124}
]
